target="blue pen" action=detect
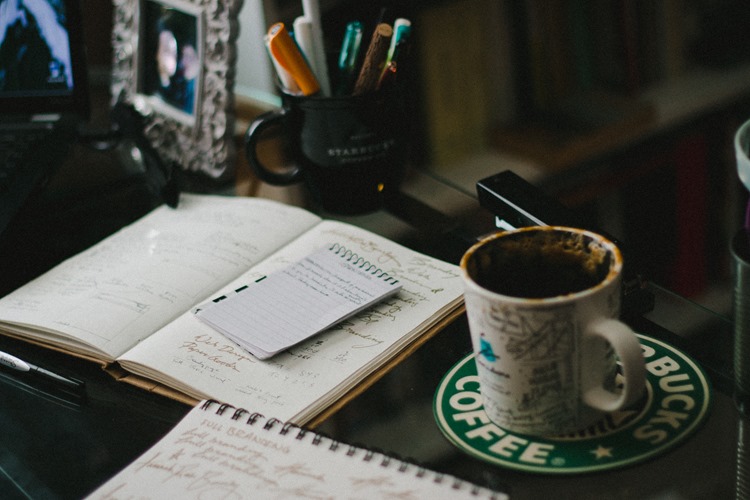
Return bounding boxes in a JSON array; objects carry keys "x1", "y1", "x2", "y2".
[{"x1": 336, "y1": 21, "x2": 363, "y2": 95}]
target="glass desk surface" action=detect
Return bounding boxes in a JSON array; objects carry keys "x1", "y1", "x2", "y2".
[{"x1": 0, "y1": 165, "x2": 745, "y2": 500}]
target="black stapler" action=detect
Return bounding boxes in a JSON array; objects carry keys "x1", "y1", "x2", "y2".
[{"x1": 475, "y1": 170, "x2": 655, "y2": 317}]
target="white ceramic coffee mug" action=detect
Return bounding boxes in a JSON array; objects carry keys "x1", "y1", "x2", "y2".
[{"x1": 460, "y1": 226, "x2": 646, "y2": 436}]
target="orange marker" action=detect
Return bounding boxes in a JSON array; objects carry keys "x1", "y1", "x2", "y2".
[{"x1": 266, "y1": 22, "x2": 320, "y2": 95}]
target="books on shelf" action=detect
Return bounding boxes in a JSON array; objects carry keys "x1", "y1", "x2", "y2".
[
  {"x1": 417, "y1": 0, "x2": 515, "y2": 166},
  {"x1": 491, "y1": 91, "x2": 656, "y2": 172},
  {"x1": 0, "y1": 194, "x2": 464, "y2": 425},
  {"x1": 85, "y1": 400, "x2": 507, "y2": 499}
]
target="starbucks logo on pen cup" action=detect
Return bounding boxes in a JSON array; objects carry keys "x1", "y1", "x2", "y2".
[
  {"x1": 327, "y1": 138, "x2": 396, "y2": 162},
  {"x1": 433, "y1": 334, "x2": 711, "y2": 474}
]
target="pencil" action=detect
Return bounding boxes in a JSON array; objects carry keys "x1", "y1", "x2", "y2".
[{"x1": 352, "y1": 23, "x2": 393, "y2": 96}]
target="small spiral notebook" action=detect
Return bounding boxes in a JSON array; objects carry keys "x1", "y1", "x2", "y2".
[
  {"x1": 194, "y1": 244, "x2": 403, "y2": 359},
  {"x1": 86, "y1": 400, "x2": 507, "y2": 499}
]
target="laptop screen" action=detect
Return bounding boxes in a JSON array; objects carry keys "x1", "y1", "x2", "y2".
[{"x1": 0, "y1": 0, "x2": 88, "y2": 117}]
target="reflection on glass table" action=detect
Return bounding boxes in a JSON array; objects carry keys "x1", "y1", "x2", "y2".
[{"x1": 0, "y1": 165, "x2": 745, "y2": 499}]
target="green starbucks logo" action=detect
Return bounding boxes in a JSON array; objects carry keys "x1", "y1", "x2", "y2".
[{"x1": 433, "y1": 334, "x2": 712, "y2": 473}]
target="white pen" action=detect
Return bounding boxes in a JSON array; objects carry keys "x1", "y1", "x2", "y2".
[
  {"x1": 0, "y1": 350, "x2": 82, "y2": 390},
  {"x1": 301, "y1": 0, "x2": 331, "y2": 95}
]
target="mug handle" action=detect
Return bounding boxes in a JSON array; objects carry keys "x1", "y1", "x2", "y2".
[
  {"x1": 582, "y1": 319, "x2": 646, "y2": 412},
  {"x1": 243, "y1": 107, "x2": 304, "y2": 186}
]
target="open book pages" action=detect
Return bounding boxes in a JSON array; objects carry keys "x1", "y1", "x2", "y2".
[
  {"x1": 117, "y1": 216, "x2": 464, "y2": 424},
  {"x1": 0, "y1": 194, "x2": 465, "y2": 424},
  {"x1": 0, "y1": 194, "x2": 321, "y2": 362}
]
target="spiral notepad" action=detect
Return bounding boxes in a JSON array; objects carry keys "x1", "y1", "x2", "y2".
[
  {"x1": 87, "y1": 400, "x2": 507, "y2": 499},
  {"x1": 194, "y1": 244, "x2": 402, "y2": 359}
]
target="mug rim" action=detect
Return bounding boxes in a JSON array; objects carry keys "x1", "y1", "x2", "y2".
[
  {"x1": 279, "y1": 86, "x2": 399, "y2": 103},
  {"x1": 734, "y1": 118, "x2": 750, "y2": 191},
  {"x1": 460, "y1": 226, "x2": 623, "y2": 304}
]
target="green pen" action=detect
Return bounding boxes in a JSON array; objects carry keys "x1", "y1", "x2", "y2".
[
  {"x1": 385, "y1": 18, "x2": 411, "y2": 67},
  {"x1": 336, "y1": 21, "x2": 363, "y2": 95}
]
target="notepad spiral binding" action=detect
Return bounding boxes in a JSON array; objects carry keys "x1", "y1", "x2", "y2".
[
  {"x1": 200, "y1": 400, "x2": 501, "y2": 498},
  {"x1": 329, "y1": 243, "x2": 399, "y2": 284}
]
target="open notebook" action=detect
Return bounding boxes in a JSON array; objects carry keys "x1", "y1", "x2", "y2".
[{"x1": 85, "y1": 400, "x2": 509, "y2": 499}]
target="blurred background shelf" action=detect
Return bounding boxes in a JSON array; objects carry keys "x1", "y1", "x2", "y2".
[{"x1": 81, "y1": 0, "x2": 750, "y2": 313}]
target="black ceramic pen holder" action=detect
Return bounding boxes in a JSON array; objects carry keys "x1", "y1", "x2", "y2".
[{"x1": 244, "y1": 88, "x2": 408, "y2": 215}]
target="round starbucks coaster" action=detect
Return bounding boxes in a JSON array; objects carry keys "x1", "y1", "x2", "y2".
[{"x1": 433, "y1": 334, "x2": 712, "y2": 474}]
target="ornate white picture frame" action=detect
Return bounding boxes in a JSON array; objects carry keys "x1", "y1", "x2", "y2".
[{"x1": 111, "y1": 0, "x2": 243, "y2": 180}]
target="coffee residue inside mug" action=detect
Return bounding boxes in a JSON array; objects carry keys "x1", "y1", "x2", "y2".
[{"x1": 471, "y1": 231, "x2": 612, "y2": 299}]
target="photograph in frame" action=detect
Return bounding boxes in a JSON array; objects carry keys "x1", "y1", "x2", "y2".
[
  {"x1": 112, "y1": 0, "x2": 243, "y2": 180},
  {"x1": 141, "y1": 0, "x2": 201, "y2": 119}
]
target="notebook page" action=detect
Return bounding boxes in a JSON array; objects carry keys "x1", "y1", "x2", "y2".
[
  {"x1": 0, "y1": 194, "x2": 321, "y2": 360},
  {"x1": 86, "y1": 400, "x2": 507, "y2": 499},
  {"x1": 195, "y1": 245, "x2": 402, "y2": 359}
]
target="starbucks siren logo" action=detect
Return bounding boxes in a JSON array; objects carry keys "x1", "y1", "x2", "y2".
[{"x1": 433, "y1": 334, "x2": 711, "y2": 474}]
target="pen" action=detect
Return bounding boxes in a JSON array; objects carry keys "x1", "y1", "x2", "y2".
[
  {"x1": 385, "y1": 18, "x2": 411, "y2": 67},
  {"x1": 377, "y1": 35, "x2": 411, "y2": 91},
  {"x1": 377, "y1": 19, "x2": 411, "y2": 92},
  {"x1": 0, "y1": 350, "x2": 83, "y2": 390},
  {"x1": 376, "y1": 59, "x2": 397, "y2": 91},
  {"x1": 292, "y1": 17, "x2": 324, "y2": 89},
  {"x1": 266, "y1": 22, "x2": 320, "y2": 96},
  {"x1": 335, "y1": 20, "x2": 363, "y2": 95},
  {"x1": 376, "y1": 6, "x2": 394, "y2": 27},
  {"x1": 301, "y1": 0, "x2": 331, "y2": 96}
]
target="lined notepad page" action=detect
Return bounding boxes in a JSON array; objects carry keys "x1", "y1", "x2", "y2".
[
  {"x1": 194, "y1": 245, "x2": 402, "y2": 359},
  {"x1": 87, "y1": 400, "x2": 507, "y2": 499}
]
